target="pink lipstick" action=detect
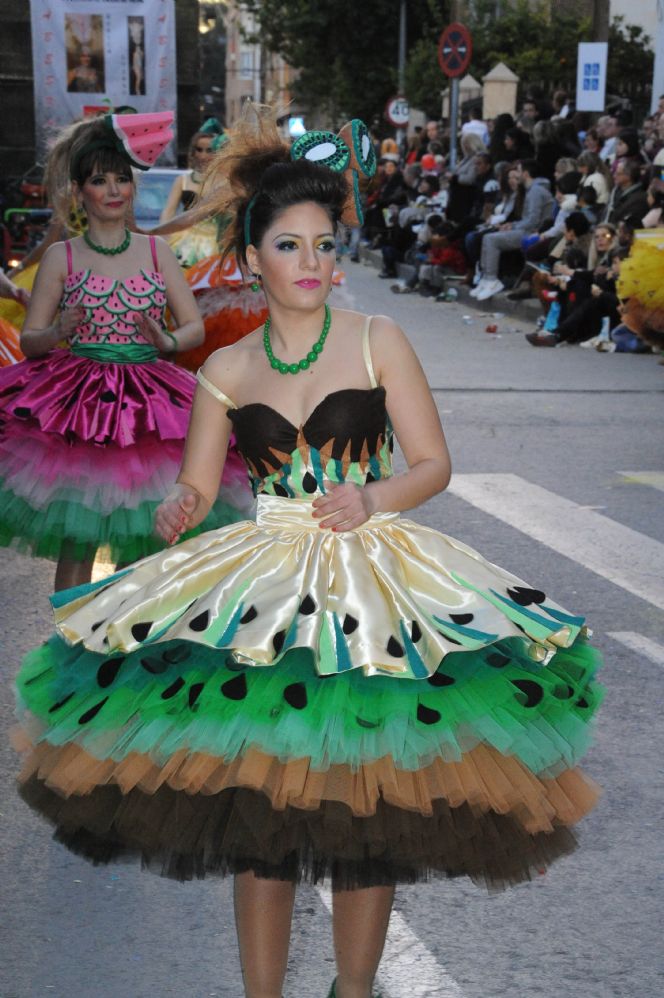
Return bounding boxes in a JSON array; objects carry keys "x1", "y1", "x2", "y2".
[{"x1": 295, "y1": 279, "x2": 321, "y2": 289}]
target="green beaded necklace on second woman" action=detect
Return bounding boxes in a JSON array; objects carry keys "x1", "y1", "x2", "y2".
[{"x1": 263, "y1": 302, "x2": 331, "y2": 375}]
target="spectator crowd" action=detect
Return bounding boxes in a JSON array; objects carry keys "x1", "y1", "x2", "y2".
[{"x1": 347, "y1": 90, "x2": 664, "y2": 359}]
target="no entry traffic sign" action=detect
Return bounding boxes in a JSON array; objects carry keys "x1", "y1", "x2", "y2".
[
  {"x1": 437, "y1": 22, "x2": 472, "y2": 79},
  {"x1": 385, "y1": 95, "x2": 410, "y2": 128}
]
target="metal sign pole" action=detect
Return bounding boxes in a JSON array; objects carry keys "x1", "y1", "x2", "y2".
[
  {"x1": 449, "y1": 76, "x2": 459, "y2": 170},
  {"x1": 396, "y1": 0, "x2": 407, "y2": 151}
]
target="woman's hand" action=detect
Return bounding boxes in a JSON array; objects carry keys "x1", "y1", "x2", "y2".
[
  {"x1": 135, "y1": 312, "x2": 176, "y2": 352},
  {"x1": 57, "y1": 305, "x2": 86, "y2": 340},
  {"x1": 154, "y1": 487, "x2": 200, "y2": 544},
  {"x1": 311, "y1": 482, "x2": 375, "y2": 532}
]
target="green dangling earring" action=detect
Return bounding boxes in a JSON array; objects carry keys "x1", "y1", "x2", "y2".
[{"x1": 250, "y1": 274, "x2": 261, "y2": 293}]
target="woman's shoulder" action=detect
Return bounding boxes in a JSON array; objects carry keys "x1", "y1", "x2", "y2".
[
  {"x1": 332, "y1": 307, "x2": 400, "y2": 337},
  {"x1": 201, "y1": 329, "x2": 264, "y2": 396}
]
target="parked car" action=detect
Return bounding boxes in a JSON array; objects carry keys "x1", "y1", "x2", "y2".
[{"x1": 133, "y1": 167, "x2": 188, "y2": 229}]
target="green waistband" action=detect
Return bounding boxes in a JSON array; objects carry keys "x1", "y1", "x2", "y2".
[{"x1": 71, "y1": 342, "x2": 159, "y2": 364}]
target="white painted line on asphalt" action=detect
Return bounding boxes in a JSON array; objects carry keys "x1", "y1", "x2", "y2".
[
  {"x1": 447, "y1": 473, "x2": 664, "y2": 612},
  {"x1": 316, "y1": 885, "x2": 465, "y2": 997},
  {"x1": 608, "y1": 631, "x2": 664, "y2": 668},
  {"x1": 618, "y1": 470, "x2": 664, "y2": 493}
]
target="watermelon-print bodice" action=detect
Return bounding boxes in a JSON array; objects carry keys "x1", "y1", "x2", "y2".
[
  {"x1": 61, "y1": 268, "x2": 167, "y2": 347},
  {"x1": 227, "y1": 387, "x2": 394, "y2": 499}
]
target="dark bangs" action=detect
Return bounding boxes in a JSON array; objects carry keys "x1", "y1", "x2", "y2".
[{"x1": 74, "y1": 145, "x2": 133, "y2": 185}]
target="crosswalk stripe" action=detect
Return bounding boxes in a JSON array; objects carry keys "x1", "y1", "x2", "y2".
[
  {"x1": 447, "y1": 473, "x2": 664, "y2": 612},
  {"x1": 618, "y1": 471, "x2": 664, "y2": 492},
  {"x1": 316, "y1": 885, "x2": 465, "y2": 997},
  {"x1": 607, "y1": 632, "x2": 664, "y2": 668}
]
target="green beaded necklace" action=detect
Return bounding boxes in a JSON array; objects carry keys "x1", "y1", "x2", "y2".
[
  {"x1": 83, "y1": 227, "x2": 131, "y2": 256},
  {"x1": 263, "y1": 304, "x2": 331, "y2": 375}
]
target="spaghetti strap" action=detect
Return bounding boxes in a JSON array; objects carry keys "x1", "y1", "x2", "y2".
[
  {"x1": 149, "y1": 235, "x2": 159, "y2": 271},
  {"x1": 65, "y1": 240, "x2": 73, "y2": 277},
  {"x1": 361, "y1": 315, "x2": 378, "y2": 388},
  {"x1": 197, "y1": 369, "x2": 238, "y2": 409}
]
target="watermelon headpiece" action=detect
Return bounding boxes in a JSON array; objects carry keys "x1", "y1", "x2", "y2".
[
  {"x1": 69, "y1": 111, "x2": 174, "y2": 179},
  {"x1": 105, "y1": 111, "x2": 174, "y2": 169}
]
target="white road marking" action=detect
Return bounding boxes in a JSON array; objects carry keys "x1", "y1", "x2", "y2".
[
  {"x1": 618, "y1": 471, "x2": 664, "y2": 493},
  {"x1": 607, "y1": 632, "x2": 664, "y2": 668},
  {"x1": 447, "y1": 473, "x2": 664, "y2": 612},
  {"x1": 316, "y1": 885, "x2": 465, "y2": 997}
]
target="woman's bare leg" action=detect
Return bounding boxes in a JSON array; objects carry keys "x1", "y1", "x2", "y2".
[
  {"x1": 234, "y1": 871, "x2": 296, "y2": 998},
  {"x1": 54, "y1": 543, "x2": 95, "y2": 592},
  {"x1": 332, "y1": 885, "x2": 395, "y2": 998}
]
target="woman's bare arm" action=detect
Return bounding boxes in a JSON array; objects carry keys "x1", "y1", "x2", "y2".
[
  {"x1": 20, "y1": 244, "x2": 83, "y2": 357},
  {"x1": 313, "y1": 316, "x2": 451, "y2": 530}
]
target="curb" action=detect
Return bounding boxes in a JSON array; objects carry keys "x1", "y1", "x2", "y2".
[{"x1": 356, "y1": 246, "x2": 542, "y2": 326}]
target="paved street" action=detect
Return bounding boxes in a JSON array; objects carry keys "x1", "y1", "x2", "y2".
[{"x1": 1, "y1": 260, "x2": 663, "y2": 998}]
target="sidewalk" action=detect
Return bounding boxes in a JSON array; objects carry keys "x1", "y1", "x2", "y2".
[{"x1": 356, "y1": 245, "x2": 542, "y2": 326}]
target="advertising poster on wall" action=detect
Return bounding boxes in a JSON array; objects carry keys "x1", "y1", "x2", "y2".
[{"x1": 30, "y1": 0, "x2": 177, "y2": 162}]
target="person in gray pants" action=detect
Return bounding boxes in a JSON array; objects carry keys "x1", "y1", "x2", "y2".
[{"x1": 472, "y1": 159, "x2": 554, "y2": 301}]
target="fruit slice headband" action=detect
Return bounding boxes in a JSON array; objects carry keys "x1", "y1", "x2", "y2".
[
  {"x1": 70, "y1": 111, "x2": 174, "y2": 179},
  {"x1": 244, "y1": 118, "x2": 377, "y2": 245}
]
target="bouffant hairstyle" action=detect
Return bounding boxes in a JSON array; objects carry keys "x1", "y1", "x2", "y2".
[
  {"x1": 45, "y1": 116, "x2": 134, "y2": 225},
  {"x1": 198, "y1": 105, "x2": 349, "y2": 267}
]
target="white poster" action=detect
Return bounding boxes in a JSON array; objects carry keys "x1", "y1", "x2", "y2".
[
  {"x1": 30, "y1": 0, "x2": 177, "y2": 162},
  {"x1": 576, "y1": 42, "x2": 608, "y2": 113}
]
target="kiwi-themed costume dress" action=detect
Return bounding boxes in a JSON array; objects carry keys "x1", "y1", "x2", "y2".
[{"x1": 15, "y1": 318, "x2": 602, "y2": 890}]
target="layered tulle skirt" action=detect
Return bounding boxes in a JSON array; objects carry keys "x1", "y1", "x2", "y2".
[
  {"x1": 14, "y1": 496, "x2": 603, "y2": 890},
  {"x1": 0, "y1": 348, "x2": 250, "y2": 562}
]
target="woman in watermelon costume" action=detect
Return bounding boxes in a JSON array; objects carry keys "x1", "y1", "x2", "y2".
[
  {"x1": 0, "y1": 270, "x2": 28, "y2": 365},
  {"x1": 0, "y1": 111, "x2": 250, "y2": 591},
  {"x1": 15, "y1": 109, "x2": 603, "y2": 998}
]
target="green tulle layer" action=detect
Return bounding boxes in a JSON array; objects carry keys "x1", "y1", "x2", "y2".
[
  {"x1": 0, "y1": 487, "x2": 244, "y2": 563},
  {"x1": 17, "y1": 633, "x2": 602, "y2": 777}
]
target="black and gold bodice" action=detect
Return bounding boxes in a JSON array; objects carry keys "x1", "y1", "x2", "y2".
[{"x1": 197, "y1": 319, "x2": 394, "y2": 499}]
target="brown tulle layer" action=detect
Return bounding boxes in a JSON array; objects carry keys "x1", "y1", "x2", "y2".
[
  {"x1": 19, "y1": 773, "x2": 582, "y2": 890},
  {"x1": 16, "y1": 736, "x2": 600, "y2": 835}
]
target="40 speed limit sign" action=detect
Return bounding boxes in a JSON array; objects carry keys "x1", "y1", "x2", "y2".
[{"x1": 385, "y1": 96, "x2": 409, "y2": 127}]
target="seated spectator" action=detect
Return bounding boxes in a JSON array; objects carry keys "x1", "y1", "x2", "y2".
[
  {"x1": 472, "y1": 159, "x2": 554, "y2": 300},
  {"x1": 533, "y1": 119, "x2": 563, "y2": 183},
  {"x1": 464, "y1": 162, "x2": 523, "y2": 281},
  {"x1": 524, "y1": 170, "x2": 583, "y2": 261},
  {"x1": 553, "y1": 118, "x2": 582, "y2": 158},
  {"x1": 605, "y1": 160, "x2": 648, "y2": 225},
  {"x1": 553, "y1": 156, "x2": 579, "y2": 181},
  {"x1": 597, "y1": 115, "x2": 619, "y2": 164},
  {"x1": 461, "y1": 108, "x2": 489, "y2": 146},
  {"x1": 362, "y1": 157, "x2": 409, "y2": 248},
  {"x1": 614, "y1": 128, "x2": 646, "y2": 170},
  {"x1": 504, "y1": 126, "x2": 533, "y2": 162},
  {"x1": 445, "y1": 132, "x2": 487, "y2": 223},
  {"x1": 552, "y1": 90, "x2": 572, "y2": 119},
  {"x1": 417, "y1": 120, "x2": 442, "y2": 161},
  {"x1": 517, "y1": 97, "x2": 540, "y2": 129},
  {"x1": 583, "y1": 127, "x2": 602, "y2": 155},
  {"x1": 587, "y1": 221, "x2": 617, "y2": 270},
  {"x1": 642, "y1": 178, "x2": 664, "y2": 227},
  {"x1": 513, "y1": 203, "x2": 590, "y2": 301},
  {"x1": 391, "y1": 216, "x2": 465, "y2": 296},
  {"x1": 577, "y1": 185, "x2": 600, "y2": 226},
  {"x1": 378, "y1": 172, "x2": 438, "y2": 278},
  {"x1": 488, "y1": 113, "x2": 516, "y2": 164},
  {"x1": 577, "y1": 150, "x2": 612, "y2": 206},
  {"x1": 526, "y1": 245, "x2": 625, "y2": 347},
  {"x1": 456, "y1": 152, "x2": 500, "y2": 234}
]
